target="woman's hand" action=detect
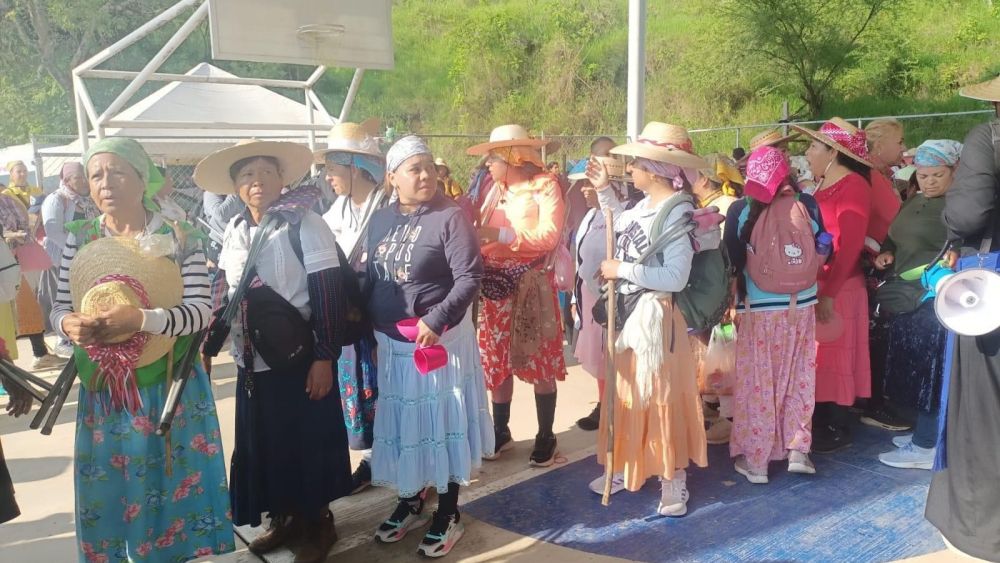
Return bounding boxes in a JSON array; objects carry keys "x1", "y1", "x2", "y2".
[
  {"x1": 478, "y1": 226, "x2": 501, "y2": 246},
  {"x1": 61, "y1": 313, "x2": 102, "y2": 346},
  {"x1": 93, "y1": 304, "x2": 143, "y2": 343},
  {"x1": 944, "y1": 249, "x2": 959, "y2": 270},
  {"x1": 599, "y1": 259, "x2": 621, "y2": 282},
  {"x1": 305, "y1": 360, "x2": 333, "y2": 400},
  {"x1": 874, "y1": 252, "x2": 894, "y2": 271},
  {"x1": 585, "y1": 157, "x2": 611, "y2": 190},
  {"x1": 415, "y1": 319, "x2": 441, "y2": 347},
  {"x1": 3, "y1": 378, "x2": 33, "y2": 417},
  {"x1": 582, "y1": 186, "x2": 599, "y2": 209},
  {"x1": 816, "y1": 296, "x2": 835, "y2": 323}
]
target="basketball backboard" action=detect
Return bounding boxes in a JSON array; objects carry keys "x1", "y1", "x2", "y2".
[{"x1": 208, "y1": 0, "x2": 394, "y2": 69}]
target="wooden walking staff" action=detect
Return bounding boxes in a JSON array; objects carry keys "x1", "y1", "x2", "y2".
[{"x1": 601, "y1": 206, "x2": 618, "y2": 506}]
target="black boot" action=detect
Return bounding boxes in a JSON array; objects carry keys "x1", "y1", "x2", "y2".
[
  {"x1": 485, "y1": 402, "x2": 513, "y2": 460},
  {"x1": 577, "y1": 403, "x2": 600, "y2": 431},
  {"x1": 530, "y1": 392, "x2": 558, "y2": 467}
]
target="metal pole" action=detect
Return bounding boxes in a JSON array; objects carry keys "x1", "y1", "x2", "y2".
[
  {"x1": 307, "y1": 89, "x2": 333, "y2": 121},
  {"x1": 626, "y1": 0, "x2": 647, "y2": 142},
  {"x1": 73, "y1": 78, "x2": 90, "y2": 152},
  {"x1": 80, "y1": 69, "x2": 308, "y2": 89},
  {"x1": 338, "y1": 69, "x2": 366, "y2": 123},
  {"x1": 30, "y1": 135, "x2": 44, "y2": 188},
  {"x1": 305, "y1": 88, "x2": 318, "y2": 156},
  {"x1": 781, "y1": 100, "x2": 789, "y2": 135},
  {"x1": 97, "y1": 1, "x2": 209, "y2": 126},
  {"x1": 306, "y1": 66, "x2": 328, "y2": 88}
]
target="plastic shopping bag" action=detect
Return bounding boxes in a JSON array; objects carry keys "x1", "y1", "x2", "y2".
[{"x1": 702, "y1": 323, "x2": 736, "y2": 396}]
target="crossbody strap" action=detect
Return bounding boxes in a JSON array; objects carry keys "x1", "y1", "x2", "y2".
[{"x1": 219, "y1": 216, "x2": 281, "y2": 324}]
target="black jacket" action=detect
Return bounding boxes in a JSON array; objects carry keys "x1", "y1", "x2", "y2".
[{"x1": 944, "y1": 120, "x2": 1000, "y2": 253}]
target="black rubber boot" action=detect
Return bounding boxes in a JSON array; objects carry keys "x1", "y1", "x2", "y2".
[
  {"x1": 530, "y1": 392, "x2": 558, "y2": 467},
  {"x1": 485, "y1": 402, "x2": 513, "y2": 460}
]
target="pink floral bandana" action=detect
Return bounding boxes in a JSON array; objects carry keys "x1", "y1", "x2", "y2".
[{"x1": 744, "y1": 146, "x2": 790, "y2": 204}]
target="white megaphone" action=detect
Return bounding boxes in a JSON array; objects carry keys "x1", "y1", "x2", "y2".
[{"x1": 934, "y1": 268, "x2": 1000, "y2": 336}]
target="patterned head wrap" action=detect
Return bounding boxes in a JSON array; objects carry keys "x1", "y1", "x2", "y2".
[
  {"x1": 5, "y1": 160, "x2": 26, "y2": 175},
  {"x1": 819, "y1": 121, "x2": 870, "y2": 162},
  {"x1": 633, "y1": 157, "x2": 698, "y2": 189},
  {"x1": 386, "y1": 135, "x2": 432, "y2": 172},
  {"x1": 489, "y1": 146, "x2": 545, "y2": 168},
  {"x1": 325, "y1": 151, "x2": 384, "y2": 184},
  {"x1": 84, "y1": 138, "x2": 165, "y2": 212},
  {"x1": 913, "y1": 140, "x2": 963, "y2": 168},
  {"x1": 60, "y1": 161, "x2": 85, "y2": 181},
  {"x1": 744, "y1": 146, "x2": 790, "y2": 204}
]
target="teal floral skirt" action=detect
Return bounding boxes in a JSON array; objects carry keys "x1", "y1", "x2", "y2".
[{"x1": 74, "y1": 365, "x2": 234, "y2": 563}]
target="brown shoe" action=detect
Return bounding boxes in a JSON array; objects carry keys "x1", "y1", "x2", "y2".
[
  {"x1": 294, "y1": 510, "x2": 338, "y2": 563},
  {"x1": 248, "y1": 515, "x2": 297, "y2": 555}
]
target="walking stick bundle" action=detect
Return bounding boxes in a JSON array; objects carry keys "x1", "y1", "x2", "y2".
[
  {"x1": 0, "y1": 359, "x2": 53, "y2": 402},
  {"x1": 29, "y1": 358, "x2": 78, "y2": 435},
  {"x1": 602, "y1": 207, "x2": 617, "y2": 507},
  {"x1": 157, "y1": 330, "x2": 207, "y2": 436}
]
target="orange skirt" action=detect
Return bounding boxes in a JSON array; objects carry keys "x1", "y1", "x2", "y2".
[
  {"x1": 597, "y1": 298, "x2": 708, "y2": 490},
  {"x1": 14, "y1": 275, "x2": 43, "y2": 336}
]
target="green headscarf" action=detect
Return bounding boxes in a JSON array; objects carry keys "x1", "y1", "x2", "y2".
[{"x1": 83, "y1": 137, "x2": 165, "y2": 212}]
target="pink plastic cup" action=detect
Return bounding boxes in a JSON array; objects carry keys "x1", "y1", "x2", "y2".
[
  {"x1": 396, "y1": 318, "x2": 421, "y2": 341},
  {"x1": 414, "y1": 345, "x2": 448, "y2": 375}
]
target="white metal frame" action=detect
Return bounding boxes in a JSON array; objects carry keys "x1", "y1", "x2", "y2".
[{"x1": 71, "y1": 0, "x2": 365, "y2": 152}]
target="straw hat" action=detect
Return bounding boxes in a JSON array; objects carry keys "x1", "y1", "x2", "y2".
[
  {"x1": 466, "y1": 124, "x2": 561, "y2": 155},
  {"x1": 194, "y1": 139, "x2": 313, "y2": 195},
  {"x1": 69, "y1": 237, "x2": 183, "y2": 367},
  {"x1": 313, "y1": 118, "x2": 382, "y2": 164},
  {"x1": 791, "y1": 117, "x2": 873, "y2": 168},
  {"x1": 959, "y1": 75, "x2": 1000, "y2": 103},
  {"x1": 433, "y1": 157, "x2": 450, "y2": 170},
  {"x1": 609, "y1": 122, "x2": 707, "y2": 169},
  {"x1": 748, "y1": 129, "x2": 800, "y2": 152}
]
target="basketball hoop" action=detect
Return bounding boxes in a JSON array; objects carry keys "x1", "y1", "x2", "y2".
[{"x1": 297, "y1": 24, "x2": 346, "y2": 42}]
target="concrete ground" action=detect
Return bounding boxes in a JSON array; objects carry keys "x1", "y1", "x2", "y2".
[{"x1": 0, "y1": 335, "x2": 967, "y2": 563}]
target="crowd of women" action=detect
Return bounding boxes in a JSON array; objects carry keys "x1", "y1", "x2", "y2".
[{"x1": 0, "y1": 73, "x2": 999, "y2": 563}]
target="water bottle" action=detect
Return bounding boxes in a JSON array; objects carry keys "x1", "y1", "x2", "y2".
[{"x1": 816, "y1": 232, "x2": 833, "y2": 257}]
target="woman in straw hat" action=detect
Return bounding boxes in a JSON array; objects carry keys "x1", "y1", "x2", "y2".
[
  {"x1": 793, "y1": 117, "x2": 876, "y2": 453},
  {"x1": 468, "y1": 124, "x2": 567, "y2": 467},
  {"x1": 873, "y1": 139, "x2": 962, "y2": 471},
  {"x1": 194, "y1": 139, "x2": 352, "y2": 563},
  {"x1": 584, "y1": 121, "x2": 709, "y2": 516},
  {"x1": 925, "y1": 74, "x2": 1000, "y2": 561},
  {"x1": 724, "y1": 146, "x2": 826, "y2": 484},
  {"x1": 366, "y1": 135, "x2": 492, "y2": 557},
  {"x1": 316, "y1": 119, "x2": 387, "y2": 494},
  {"x1": 50, "y1": 137, "x2": 234, "y2": 562}
]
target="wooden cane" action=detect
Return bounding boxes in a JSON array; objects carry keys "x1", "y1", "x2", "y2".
[{"x1": 601, "y1": 207, "x2": 618, "y2": 506}]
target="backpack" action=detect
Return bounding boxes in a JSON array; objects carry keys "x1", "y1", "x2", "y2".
[{"x1": 745, "y1": 188, "x2": 819, "y2": 300}]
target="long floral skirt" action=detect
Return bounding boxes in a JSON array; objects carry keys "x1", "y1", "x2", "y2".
[
  {"x1": 597, "y1": 299, "x2": 707, "y2": 490},
  {"x1": 372, "y1": 313, "x2": 494, "y2": 499},
  {"x1": 816, "y1": 274, "x2": 871, "y2": 405},
  {"x1": 75, "y1": 365, "x2": 234, "y2": 563},
  {"x1": 730, "y1": 307, "x2": 817, "y2": 473},
  {"x1": 478, "y1": 256, "x2": 568, "y2": 390},
  {"x1": 337, "y1": 334, "x2": 378, "y2": 450}
]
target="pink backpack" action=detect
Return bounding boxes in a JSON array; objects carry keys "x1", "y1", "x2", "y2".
[{"x1": 746, "y1": 188, "x2": 819, "y2": 299}]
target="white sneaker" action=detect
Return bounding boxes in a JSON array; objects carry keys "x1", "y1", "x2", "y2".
[
  {"x1": 31, "y1": 354, "x2": 65, "y2": 371},
  {"x1": 657, "y1": 471, "x2": 689, "y2": 517},
  {"x1": 734, "y1": 456, "x2": 769, "y2": 484},
  {"x1": 706, "y1": 418, "x2": 732, "y2": 445},
  {"x1": 53, "y1": 341, "x2": 74, "y2": 359},
  {"x1": 375, "y1": 498, "x2": 431, "y2": 543},
  {"x1": 417, "y1": 512, "x2": 465, "y2": 558},
  {"x1": 878, "y1": 442, "x2": 935, "y2": 470},
  {"x1": 892, "y1": 434, "x2": 913, "y2": 448},
  {"x1": 787, "y1": 451, "x2": 816, "y2": 475},
  {"x1": 589, "y1": 473, "x2": 626, "y2": 496}
]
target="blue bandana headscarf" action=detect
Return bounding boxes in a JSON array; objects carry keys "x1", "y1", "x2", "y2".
[
  {"x1": 325, "y1": 151, "x2": 384, "y2": 185},
  {"x1": 913, "y1": 140, "x2": 963, "y2": 168}
]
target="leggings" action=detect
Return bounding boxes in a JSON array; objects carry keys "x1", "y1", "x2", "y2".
[{"x1": 490, "y1": 375, "x2": 557, "y2": 403}]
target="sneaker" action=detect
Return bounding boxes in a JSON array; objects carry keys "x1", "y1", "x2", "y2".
[
  {"x1": 375, "y1": 497, "x2": 430, "y2": 543},
  {"x1": 734, "y1": 456, "x2": 769, "y2": 484},
  {"x1": 53, "y1": 341, "x2": 74, "y2": 359},
  {"x1": 417, "y1": 511, "x2": 464, "y2": 558},
  {"x1": 657, "y1": 472, "x2": 689, "y2": 517},
  {"x1": 529, "y1": 433, "x2": 557, "y2": 467},
  {"x1": 878, "y1": 442, "x2": 935, "y2": 470},
  {"x1": 350, "y1": 459, "x2": 372, "y2": 495},
  {"x1": 588, "y1": 473, "x2": 626, "y2": 496},
  {"x1": 31, "y1": 354, "x2": 65, "y2": 371},
  {"x1": 483, "y1": 427, "x2": 513, "y2": 461},
  {"x1": 860, "y1": 406, "x2": 912, "y2": 432},
  {"x1": 706, "y1": 418, "x2": 732, "y2": 445},
  {"x1": 787, "y1": 451, "x2": 816, "y2": 475},
  {"x1": 812, "y1": 424, "x2": 852, "y2": 454},
  {"x1": 576, "y1": 403, "x2": 601, "y2": 431},
  {"x1": 892, "y1": 434, "x2": 913, "y2": 448}
]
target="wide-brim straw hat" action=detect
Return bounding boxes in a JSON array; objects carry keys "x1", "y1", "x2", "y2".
[
  {"x1": 959, "y1": 75, "x2": 1000, "y2": 103},
  {"x1": 434, "y1": 157, "x2": 450, "y2": 171},
  {"x1": 610, "y1": 122, "x2": 707, "y2": 169},
  {"x1": 466, "y1": 124, "x2": 561, "y2": 155},
  {"x1": 70, "y1": 237, "x2": 183, "y2": 368},
  {"x1": 748, "y1": 128, "x2": 801, "y2": 152},
  {"x1": 194, "y1": 139, "x2": 313, "y2": 195},
  {"x1": 313, "y1": 118, "x2": 383, "y2": 164},
  {"x1": 792, "y1": 117, "x2": 873, "y2": 168}
]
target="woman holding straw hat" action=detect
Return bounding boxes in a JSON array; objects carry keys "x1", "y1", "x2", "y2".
[
  {"x1": 316, "y1": 119, "x2": 387, "y2": 494},
  {"x1": 468, "y1": 124, "x2": 568, "y2": 467},
  {"x1": 195, "y1": 139, "x2": 352, "y2": 563},
  {"x1": 50, "y1": 137, "x2": 233, "y2": 562},
  {"x1": 366, "y1": 135, "x2": 492, "y2": 557},
  {"x1": 584, "y1": 122, "x2": 709, "y2": 516},
  {"x1": 793, "y1": 118, "x2": 875, "y2": 453}
]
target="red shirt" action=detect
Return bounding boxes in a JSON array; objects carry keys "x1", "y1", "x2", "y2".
[
  {"x1": 815, "y1": 173, "x2": 872, "y2": 298},
  {"x1": 865, "y1": 173, "x2": 902, "y2": 254}
]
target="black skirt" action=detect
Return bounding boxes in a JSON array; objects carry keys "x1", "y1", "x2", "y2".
[
  {"x1": 0, "y1": 438, "x2": 19, "y2": 524},
  {"x1": 230, "y1": 363, "x2": 353, "y2": 527},
  {"x1": 884, "y1": 301, "x2": 947, "y2": 413}
]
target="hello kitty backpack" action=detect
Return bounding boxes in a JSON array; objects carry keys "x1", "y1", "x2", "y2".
[{"x1": 746, "y1": 187, "x2": 820, "y2": 299}]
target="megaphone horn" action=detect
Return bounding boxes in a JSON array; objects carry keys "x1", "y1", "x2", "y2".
[{"x1": 934, "y1": 268, "x2": 1000, "y2": 336}]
